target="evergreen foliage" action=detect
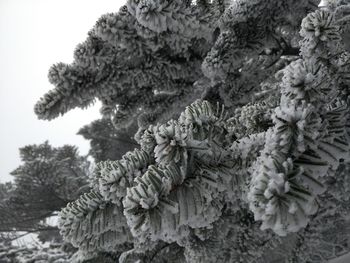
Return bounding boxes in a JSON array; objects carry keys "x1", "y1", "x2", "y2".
[
  {"x1": 0, "y1": 142, "x2": 89, "y2": 233},
  {"x1": 34, "y1": 0, "x2": 350, "y2": 262},
  {"x1": 0, "y1": 242, "x2": 72, "y2": 263},
  {"x1": 78, "y1": 118, "x2": 138, "y2": 162}
]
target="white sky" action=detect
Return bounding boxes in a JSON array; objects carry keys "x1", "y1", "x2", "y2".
[{"x1": 0, "y1": 0, "x2": 125, "y2": 183}]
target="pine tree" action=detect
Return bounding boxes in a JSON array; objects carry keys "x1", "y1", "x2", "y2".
[
  {"x1": 0, "y1": 241, "x2": 73, "y2": 263},
  {"x1": 35, "y1": 0, "x2": 350, "y2": 262},
  {"x1": 78, "y1": 118, "x2": 139, "y2": 162},
  {"x1": 0, "y1": 142, "x2": 90, "y2": 235}
]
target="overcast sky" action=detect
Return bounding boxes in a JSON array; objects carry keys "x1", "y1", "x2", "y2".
[{"x1": 0, "y1": 0, "x2": 125, "y2": 183}]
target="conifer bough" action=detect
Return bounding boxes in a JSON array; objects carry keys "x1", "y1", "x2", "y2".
[{"x1": 35, "y1": 0, "x2": 350, "y2": 262}]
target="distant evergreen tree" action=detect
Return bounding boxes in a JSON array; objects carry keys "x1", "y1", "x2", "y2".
[
  {"x1": 33, "y1": 0, "x2": 350, "y2": 262},
  {"x1": 0, "y1": 142, "x2": 89, "y2": 235},
  {"x1": 0, "y1": 241, "x2": 72, "y2": 263},
  {"x1": 78, "y1": 118, "x2": 138, "y2": 162}
]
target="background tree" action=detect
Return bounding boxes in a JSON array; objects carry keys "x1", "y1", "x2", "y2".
[
  {"x1": 0, "y1": 241, "x2": 72, "y2": 263},
  {"x1": 78, "y1": 118, "x2": 138, "y2": 162},
  {"x1": 0, "y1": 142, "x2": 90, "y2": 239}
]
